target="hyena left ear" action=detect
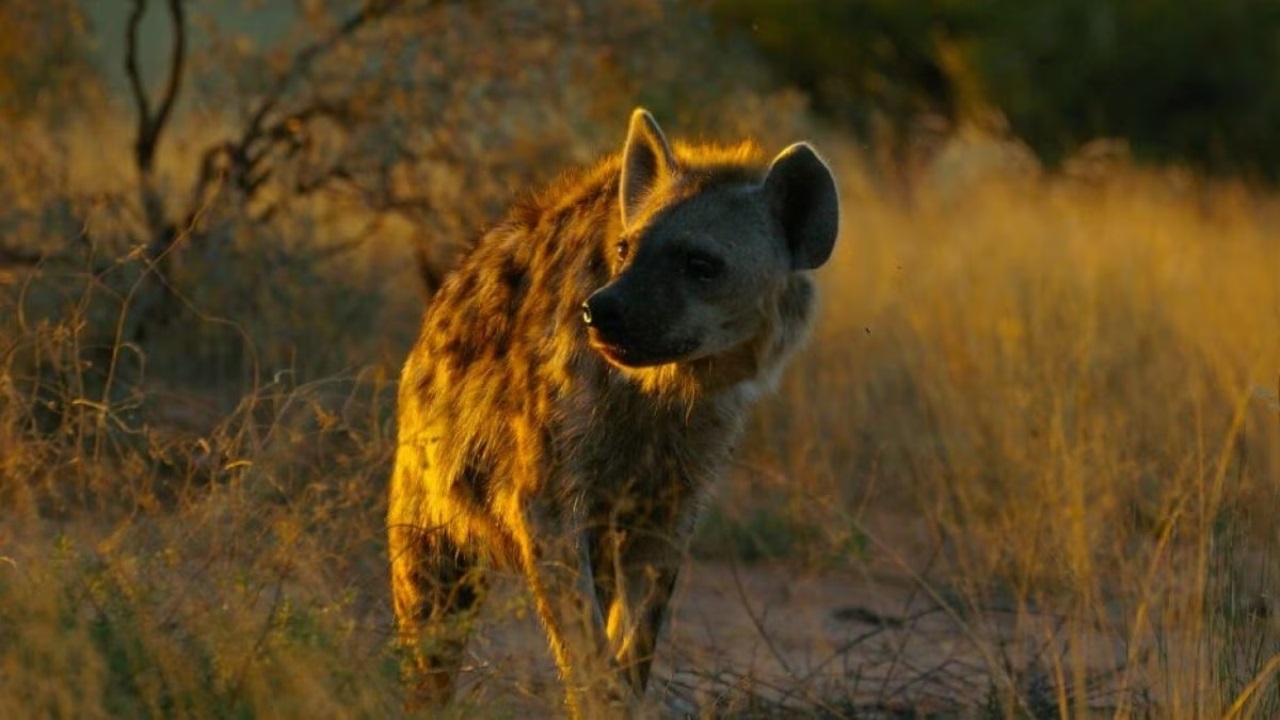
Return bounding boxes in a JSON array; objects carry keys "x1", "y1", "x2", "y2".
[
  {"x1": 620, "y1": 108, "x2": 676, "y2": 229},
  {"x1": 764, "y1": 143, "x2": 840, "y2": 271}
]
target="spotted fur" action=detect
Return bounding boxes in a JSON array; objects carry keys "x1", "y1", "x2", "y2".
[{"x1": 388, "y1": 108, "x2": 839, "y2": 716}]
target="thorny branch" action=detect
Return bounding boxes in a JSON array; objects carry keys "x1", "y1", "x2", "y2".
[
  {"x1": 185, "y1": 1, "x2": 405, "y2": 227},
  {"x1": 244, "y1": 1, "x2": 400, "y2": 146},
  {"x1": 174, "y1": 1, "x2": 457, "y2": 297},
  {"x1": 2, "y1": 2, "x2": 448, "y2": 304},
  {"x1": 124, "y1": 1, "x2": 418, "y2": 340}
]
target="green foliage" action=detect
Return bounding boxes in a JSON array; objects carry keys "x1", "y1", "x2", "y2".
[
  {"x1": 968, "y1": 0, "x2": 1280, "y2": 176},
  {"x1": 713, "y1": 0, "x2": 1280, "y2": 179},
  {"x1": 710, "y1": 0, "x2": 968, "y2": 138}
]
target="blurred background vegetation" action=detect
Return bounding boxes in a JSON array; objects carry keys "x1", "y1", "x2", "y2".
[
  {"x1": 1, "y1": 1, "x2": 1278, "y2": 717},
  {"x1": 9, "y1": 1, "x2": 1280, "y2": 179},
  {"x1": 711, "y1": 0, "x2": 1280, "y2": 179}
]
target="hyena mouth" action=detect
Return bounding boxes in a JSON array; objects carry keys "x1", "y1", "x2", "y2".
[
  {"x1": 588, "y1": 331, "x2": 700, "y2": 369},
  {"x1": 586, "y1": 330, "x2": 637, "y2": 366},
  {"x1": 589, "y1": 338, "x2": 632, "y2": 366}
]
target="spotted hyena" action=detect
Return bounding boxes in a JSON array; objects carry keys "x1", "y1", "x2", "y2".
[{"x1": 388, "y1": 108, "x2": 839, "y2": 715}]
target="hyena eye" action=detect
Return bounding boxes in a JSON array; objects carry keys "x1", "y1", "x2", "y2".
[
  {"x1": 685, "y1": 251, "x2": 725, "y2": 282},
  {"x1": 615, "y1": 241, "x2": 630, "y2": 261}
]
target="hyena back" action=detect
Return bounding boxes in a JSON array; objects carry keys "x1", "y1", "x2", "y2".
[{"x1": 388, "y1": 108, "x2": 839, "y2": 715}]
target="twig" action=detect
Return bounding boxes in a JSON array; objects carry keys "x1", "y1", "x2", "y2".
[
  {"x1": 725, "y1": 556, "x2": 794, "y2": 679},
  {"x1": 243, "y1": 2, "x2": 399, "y2": 145}
]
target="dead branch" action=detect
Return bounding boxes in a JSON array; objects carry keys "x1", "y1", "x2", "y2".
[
  {"x1": 126, "y1": 0, "x2": 186, "y2": 179},
  {"x1": 243, "y1": 2, "x2": 401, "y2": 146},
  {"x1": 180, "y1": 4, "x2": 403, "y2": 234},
  {"x1": 0, "y1": 246, "x2": 44, "y2": 267},
  {"x1": 123, "y1": 0, "x2": 188, "y2": 342}
]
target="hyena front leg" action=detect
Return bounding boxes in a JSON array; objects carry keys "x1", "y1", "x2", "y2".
[
  {"x1": 388, "y1": 524, "x2": 485, "y2": 708},
  {"x1": 387, "y1": 493, "x2": 486, "y2": 708},
  {"x1": 600, "y1": 531, "x2": 683, "y2": 696},
  {"x1": 510, "y1": 506, "x2": 629, "y2": 719}
]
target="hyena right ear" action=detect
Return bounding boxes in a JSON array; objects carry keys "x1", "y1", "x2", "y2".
[{"x1": 619, "y1": 108, "x2": 676, "y2": 229}]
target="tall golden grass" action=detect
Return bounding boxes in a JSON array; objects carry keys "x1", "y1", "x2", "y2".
[
  {"x1": 1, "y1": 122, "x2": 1278, "y2": 717},
  {"x1": 752, "y1": 141, "x2": 1280, "y2": 716}
]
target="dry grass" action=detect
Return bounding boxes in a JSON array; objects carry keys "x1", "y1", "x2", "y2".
[
  {"x1": 744, "y1": 138, "x2": 1280, "y2": 717},
  {"x1": 1, "y1": 117, "x2": 1278, "y2": 719}
]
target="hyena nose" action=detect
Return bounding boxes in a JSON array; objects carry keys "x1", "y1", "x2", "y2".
[{"x1": 582, "y1": 290, "x2": 623, "y2": 334}]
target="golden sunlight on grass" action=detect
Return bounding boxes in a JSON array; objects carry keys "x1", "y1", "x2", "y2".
[
  {"x1": 2, "y1": 125, "x2": 1278, "y2": 717},
  {"x1": 746, "y1": 154, "x2": 1280, "y2": 716}
]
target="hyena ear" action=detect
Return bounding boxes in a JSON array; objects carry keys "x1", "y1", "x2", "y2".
[
  {"x1": 764, "y1": 143, "x2": 840, "y2": 271},
  {"x1": 620, "y1": 108, "x2": 676, "y2": 229}
]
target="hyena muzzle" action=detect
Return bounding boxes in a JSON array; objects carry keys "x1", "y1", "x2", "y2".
[{"x1": 388, "y1": 107, "x2": 839, "y2": 716}]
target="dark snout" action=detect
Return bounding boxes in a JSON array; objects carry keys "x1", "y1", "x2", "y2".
[
  {"x1": 581, "y1": 288, "x2": 625, "y2": 337},
  {"x1": 582, "y1": 283, "x2": 697, "y2": 368},
  {"x1": 583, "y1": 286, "x2": 639, "y2": 366}
]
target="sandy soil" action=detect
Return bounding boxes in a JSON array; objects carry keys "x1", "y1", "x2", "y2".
[{"x1": 435, "y1": 512, "x2": 1123, "y2": 718}]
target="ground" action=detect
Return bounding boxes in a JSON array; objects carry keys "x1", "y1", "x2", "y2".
[{"x1": 444, "y1": 508, "x2": 1139, "y2": 718}]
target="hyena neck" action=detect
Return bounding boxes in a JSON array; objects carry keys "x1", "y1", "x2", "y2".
[{"x1": 590, "y1": 367, "x2": 753, "y2": 483}]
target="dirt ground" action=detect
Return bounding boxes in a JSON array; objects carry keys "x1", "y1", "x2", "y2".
[{"x1": 440, "y1": 512, "x2": 1106, "y2": 718}]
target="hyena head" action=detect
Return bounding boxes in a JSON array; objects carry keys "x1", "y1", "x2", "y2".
[{"x1": 583, "y1": 108, "x2": 840, "y2": 371}]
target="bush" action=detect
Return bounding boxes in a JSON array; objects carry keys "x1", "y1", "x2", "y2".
[{"x1": 713, "y1": 0, "x2": 1280, "y2": 180}]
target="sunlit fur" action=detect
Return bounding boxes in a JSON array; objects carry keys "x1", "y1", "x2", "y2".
[{"x1": 387, "y1": 109, "x2": 837, "y2": 716}]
